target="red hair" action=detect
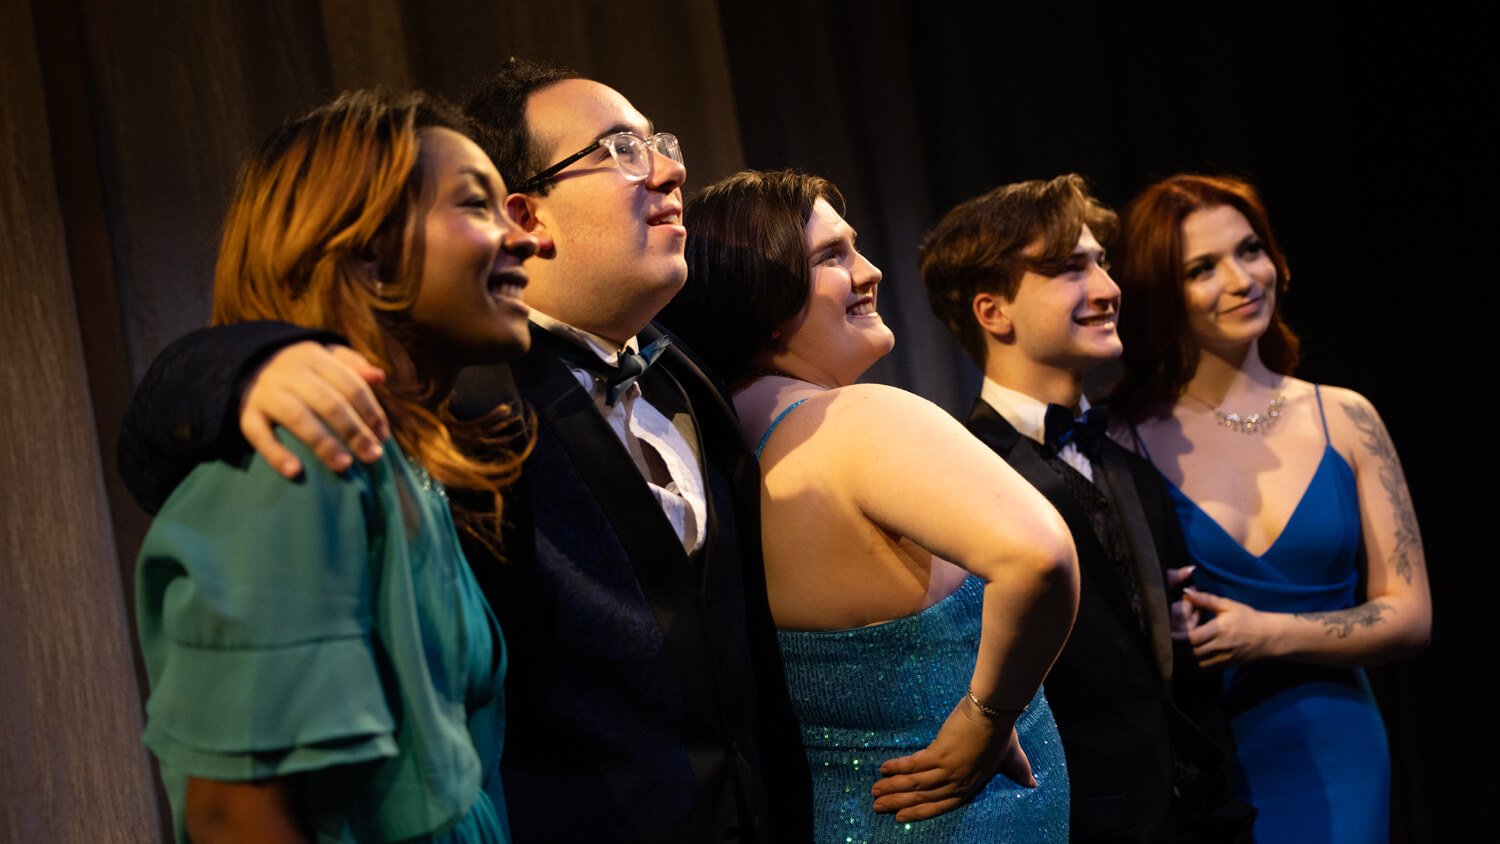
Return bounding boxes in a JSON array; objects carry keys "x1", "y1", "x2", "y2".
[{"x1": 1109, "y1": 174, "x2": 1300, "y2": 422}]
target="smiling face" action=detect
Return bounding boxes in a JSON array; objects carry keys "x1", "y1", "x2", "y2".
[
  {"x1": 997, "y1": 224, "x2": 1122, "y2": 374},
  {"x1": 775, "y1": 198, "x2": 894, "y2": 387},
  {"x1": 1179, "y1": 204, "x2": 1278, "y2": 356},
  {"x1": 515, "y1": 79, "x2": 687, "y2": 344},
  {"x1": 405, "y1": 127, "x2": 538, "y2": 368}
]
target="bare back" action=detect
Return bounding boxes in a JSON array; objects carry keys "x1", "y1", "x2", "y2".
[{"x1": 735, "y1": 377, "x2": 1062, "y2": 631}]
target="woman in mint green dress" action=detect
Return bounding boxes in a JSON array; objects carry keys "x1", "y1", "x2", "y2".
[{"x1": 134, "y1": 91, "x2": 538, "y2": 842}]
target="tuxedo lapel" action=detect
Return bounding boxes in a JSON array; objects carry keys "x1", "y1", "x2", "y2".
[
  {"x1": 967, "y1": 401, "x2": 1152, "y2": 653},
  {"x1": 967, "y1": 401, "x2": 1112, "y2": 566},
  {"x1": 514, "y1": 327, "x2": 692, "y2": 576},
  {"x1": 638, "y1": 325, "x2": 708, "y2": 485},
  {"x1": 1096, "y1": 444, "x2": 1175, "y2": 687}
]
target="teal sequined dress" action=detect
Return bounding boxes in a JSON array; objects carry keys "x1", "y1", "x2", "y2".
[{"x1": 777, "y1": 576, "x2": 1070, "y2": 843}]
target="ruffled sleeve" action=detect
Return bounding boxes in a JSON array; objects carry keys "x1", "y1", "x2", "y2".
[{"x1": 136, "y1": 432, "x2": 398, "y2": 782}]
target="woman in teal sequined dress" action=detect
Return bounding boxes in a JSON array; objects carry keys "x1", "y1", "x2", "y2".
[
  {"x1": 134, "y1": 91, "x2": 538, "y2": 842},
  {"x1": 661, "y1": 171, "x2": 1079, "y2": 842},
  {"x1": 1110, "y1": 175, "x2": 1432, "y2": 843}
]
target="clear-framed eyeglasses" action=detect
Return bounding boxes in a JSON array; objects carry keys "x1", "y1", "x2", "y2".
[{"x1": 517, "y1": 132, "x2": 683, "y2": 193}]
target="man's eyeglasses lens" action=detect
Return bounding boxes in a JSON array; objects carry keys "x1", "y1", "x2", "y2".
[{"x1": 605, "y1": 133, "x2": 682, "y2": 181}]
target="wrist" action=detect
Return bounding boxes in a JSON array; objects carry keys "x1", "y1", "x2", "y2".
[
  {"x1": 1258, "y1": 610, "x2": 1290, "y2": 660},
  {"x1": 964, "y1": 687, "x2": 1028, "y2": 720}
]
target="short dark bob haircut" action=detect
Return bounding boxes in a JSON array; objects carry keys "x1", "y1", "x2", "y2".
[
  {"x1": 659, "y1": 169, "x2": 843, "y2": 381},
  {"x1": 1108, "y1": 174, "x2": 1300, "y2": 423},
  {"x1": 919, "y1": 174, "x2": 1117, "y2": 368}
]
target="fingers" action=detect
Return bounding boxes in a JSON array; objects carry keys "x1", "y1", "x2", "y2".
[
  {"x1": 1187, "y1": 617, "x2": 1218, "y2": 649},
  {"x1": 997, "y1": 730, "x2": 1036, "y2": 788},
  {"x1": 1196, "y1": 648, "x2": 1233, "y2": 669},
  {"x1": 329, "y1": 344, "x2": 386, "y2": 387},
  {"x1": 872, "y1": 780, "x2": 960, "y2": 814},
  {"x1": 872, "y1": 764, "x2": 950, "y2": 797},
  {"x1": 1166, "y1": 565, "x2": 1196, "y2": 589},
  {"x1": 242, "y1": 411, "x2": 303, "y2": 479},
  {"x1": 240, "y1": 342, "x2": 392, "y2": 473},
  {"x1": 894, "y1": 796, "x2": 964, "y2": 823},
  {"x1": 1189, "y1": 620, "x2": 1239, "y2": 668},
  {"x1": 1183, "y1": 588, "x2": 1232, "y2": 613},
  {"x1": 327, "y1": 346, "x2": 391, "y2": 442},
  {"x1": 877, "y1": 752, "x2": 924, "y2": 777},
  {"x1": 1169, "y1": 598, "x2": 1200, "y2": 640},
  {"x1": 242, "y1": 386, "x2": 355, "y2": 475}
]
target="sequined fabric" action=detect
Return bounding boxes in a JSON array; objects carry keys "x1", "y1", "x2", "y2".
[{"x1": 778, "y1": 576, "x2": 1069, "y2": 843}]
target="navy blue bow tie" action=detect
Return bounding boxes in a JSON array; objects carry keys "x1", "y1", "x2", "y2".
[
  {"x1": 1043, "y1": 403, "x2": 1109, "y2": 458},
  {"x1": 532, "y1": 328, "x2": 674, "y2": 406},
  {"x1": 597, "y1": 335, "x2": 672, "y2": 405}
]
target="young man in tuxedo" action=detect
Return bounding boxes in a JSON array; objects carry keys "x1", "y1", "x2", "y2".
[
  {"x1": 918, "y1": 175, "x2": 1251, "y2": 843},
  {"x1": 118, "y1": 60, "x2": 810, "y2": 843}
]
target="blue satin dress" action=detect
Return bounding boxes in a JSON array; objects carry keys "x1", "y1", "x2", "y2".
[{"x1": 1153, "y1": 387, "x2": 1389, "y2": 843}]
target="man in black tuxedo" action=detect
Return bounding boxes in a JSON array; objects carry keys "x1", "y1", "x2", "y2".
[
  {"x1": 917, "y1": 175, "x2": 1250, "y2": 843},
  {"x1": 118, "y1": 60, "x2": 810, "y2": 843}
]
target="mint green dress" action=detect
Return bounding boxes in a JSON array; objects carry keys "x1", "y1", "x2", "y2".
[{"x1": 136, "y1": 433, "x2": 508, "y2": 842}]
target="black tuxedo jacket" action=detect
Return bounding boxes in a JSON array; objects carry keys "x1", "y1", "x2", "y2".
[
  {"x1": 967, "y1": 400, "x2": 1244, "y2": 844},
  {"x1": 119, "y1": 321, "x2": 812, "y2": 843}
]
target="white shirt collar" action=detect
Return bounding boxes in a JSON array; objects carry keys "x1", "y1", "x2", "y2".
[
  {"x1": 528, "y1": 308, "x2": 640, "y2": 367},
  {"x1": 979, "y1": 377, "x2": 1091, "y2": 446}
]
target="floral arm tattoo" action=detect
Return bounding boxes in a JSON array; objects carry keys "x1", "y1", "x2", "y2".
[
  {"x1": 1296, "y1": 601, "x2": 1391, "y2": 637},
  {"x1": 1343, "y1": 402, "x2": 1424, "y2": 584}
]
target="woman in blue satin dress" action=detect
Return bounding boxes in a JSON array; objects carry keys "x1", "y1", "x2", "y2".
[
  {"x1": 660, "y1": 170, "x2": 1079, "y2": 842},
  {"x1": 1109, "y1": 174, "x2": 1431, "y2": 843},
  {"x1": 134, "y1": 91, "x2": 537, "y2": 842}
]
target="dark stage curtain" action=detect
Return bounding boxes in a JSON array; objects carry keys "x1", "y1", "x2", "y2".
[{"x1": 3, "y1": 0, "x2": 1490, "y2": 840}]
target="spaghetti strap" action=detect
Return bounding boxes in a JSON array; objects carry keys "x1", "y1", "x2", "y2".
[
  {"x1": 755, "y1": 398, "x2": 809, "y2": 460},
  {"x1": 1313, "y1": 384, "x2": 1331, "y2": 445},
  {"x1": 1128, "y1": 421, "x2": 1156, "y2": 464}
]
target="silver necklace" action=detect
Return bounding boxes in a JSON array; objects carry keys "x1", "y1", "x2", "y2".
[{"x1": 1211, "y1": 393, "x2": 1285, "y2": 435}]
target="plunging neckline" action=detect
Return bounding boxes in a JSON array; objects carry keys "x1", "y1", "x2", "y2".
[{"x1": 1161, "y1": 444, "x2": 1349, "y2": 560}]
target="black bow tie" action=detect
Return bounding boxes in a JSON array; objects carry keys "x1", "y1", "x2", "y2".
[
  {"x1": 1043, "y1": 403, "x2": 1109, "y2": 458},
  {"x1": 549, "y1": 334, "x2": 672, "y2": 406}
]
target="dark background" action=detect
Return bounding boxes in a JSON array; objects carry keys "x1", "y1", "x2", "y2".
[{"x1": 3, "y1": 1, "x2": 1489, "y2": 839}]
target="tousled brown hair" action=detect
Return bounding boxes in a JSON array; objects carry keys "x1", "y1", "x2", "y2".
[
  {"x1": 1108, "y1": 174, "x2": 1299, "y2": 423},
  {"x1": 919, "y1": 174, "x2": 1118, "y2": 366},
  {"x1": 212, "y1": 89, "x2": 528, "y2": 554}
]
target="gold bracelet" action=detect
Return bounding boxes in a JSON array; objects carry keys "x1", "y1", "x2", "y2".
[{"x1": 967, "y1": 688, "x2": 1028, "y2": 718}]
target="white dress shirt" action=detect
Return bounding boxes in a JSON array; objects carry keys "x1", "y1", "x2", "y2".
[
  {"x1": 979, "y1": 377, "x2": 1096, "y2": 483},
  {"x1": 530, "y1": 310, "x2": 707, "y2": 554}
]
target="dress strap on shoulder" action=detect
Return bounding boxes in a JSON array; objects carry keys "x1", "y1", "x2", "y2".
[
  {"x1": 1128, "y1": 421, "x2": 1156, "y2": 464},
  {"x1": 755, "y1": 398, "x2": 809, "y2": 460},
  {"x1": 1312, "y1": 384, "x2": 1331, "y2": 444}
]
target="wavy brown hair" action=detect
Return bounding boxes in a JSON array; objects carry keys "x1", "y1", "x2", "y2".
[
  {"x1": 212, "y1": 89, "x2": 529, "y2": 553},
  {"x1": 1109, "y1": 174, "x2": 1300, "y2": 423},
  {"x1": 920, "y1": 173, "x2": 1117, "y2": 367}
]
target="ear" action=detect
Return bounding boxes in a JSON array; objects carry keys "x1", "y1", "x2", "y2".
[
  {"x1": 506, "y1": 193, "x2": 555, "y2": 256},
  {"x1": 358, "y1": 231, "x2": 394, "y2": 288},
  {"x1": 972, "y1": 291, "x2": 1013, "y2": 339}
]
